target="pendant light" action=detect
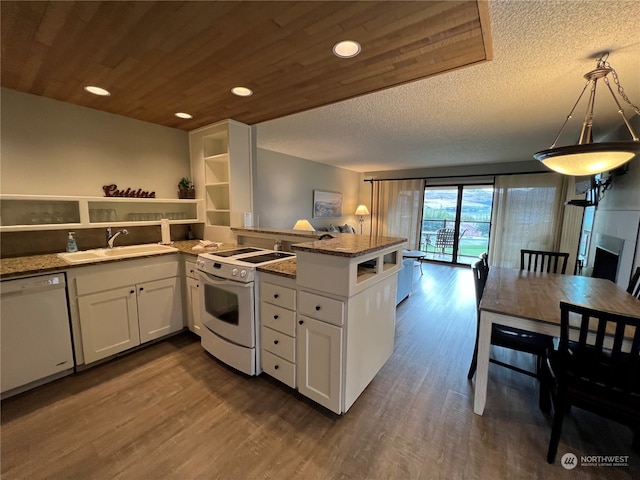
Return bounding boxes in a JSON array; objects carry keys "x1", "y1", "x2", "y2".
[{"x1": 534, "y1": 53, "x2": 640, "y2": 176}]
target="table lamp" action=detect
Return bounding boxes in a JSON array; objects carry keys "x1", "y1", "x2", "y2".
[
  {"x1": 355, "y1": 205, "x2": 370, "y2": 234},
  {"x1": 292, "y1": 219, "x2": 315, "y2": 231}
]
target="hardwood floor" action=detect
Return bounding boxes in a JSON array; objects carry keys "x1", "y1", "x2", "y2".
[{"x1": 2, "y1": 263, "x2": 638, "y2": 479}]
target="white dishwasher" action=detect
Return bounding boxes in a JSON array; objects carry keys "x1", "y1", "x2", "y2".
[{"x1": 1, "y1": 273, "x2": 74, "y2": 396}]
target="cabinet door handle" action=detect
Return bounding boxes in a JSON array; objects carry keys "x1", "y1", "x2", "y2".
[
  {"x1": 315, "y1": 305, "x2": 321, "y2": 311},
  {"x1": 274, "y1": 340, "x2": 279, "y2": 345},
  {"x1": 139, "y1": 287, "x2": 144, "y2": 292},
  {"x1": 130, "y1": 290, "x2": 135, "y2": 294},
  {"x1": 274, "y1": 365, "x2": 279, "y2": 370},
  {"x1": 299, "y1": 320, "x2": 304, "y2": 325},
  {"x1": 196, "y1": 284, "x2": 199, "y2": 288},
  {"x1": 189, "y1": 269, "x2": 194, "y2": 274},
  {"x1": 273, "y1": 294, "x2": 279, "y2": 299},
  {"x1": 273, "y1": 315, "x2": 279, "y2": 320}
]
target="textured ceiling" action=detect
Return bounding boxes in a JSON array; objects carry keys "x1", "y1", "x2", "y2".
[{"x1": 256, "y1": 0, "x2": 640, "y2": 173}]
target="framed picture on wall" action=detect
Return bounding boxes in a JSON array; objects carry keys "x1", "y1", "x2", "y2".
[{"x1": 313, "y1": 190, "x2": 343, "y2": 218}]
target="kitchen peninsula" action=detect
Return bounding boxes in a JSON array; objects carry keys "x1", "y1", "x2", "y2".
[{"x1": 257, "y1": 233, "x2": 405, "y2": 414}]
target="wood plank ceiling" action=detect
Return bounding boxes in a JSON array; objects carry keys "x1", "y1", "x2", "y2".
[{"x1": 0, "y1": 1, "x2": 492, "y2": 131}]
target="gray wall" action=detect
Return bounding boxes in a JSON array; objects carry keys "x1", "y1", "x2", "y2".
[
  {"x1": 254, "y1": 148, "x2": 361, "y2": 230},
  {"x1": 0, "y1": 88, "x2": 190, "y2": 198}
]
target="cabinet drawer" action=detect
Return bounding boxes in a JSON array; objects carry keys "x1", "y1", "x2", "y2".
[
  {"x1": 261, "y1": 326, "x2": 295, "y2": 362},
  {"x1": 185, "y1": 260, "x2": 198, "y2": 279},
  {"x1": 298, "y1": 291, "x2": 344, "y2": 326},
  {"x1": 261, "y1": 282, "x2": 296, "y2": 310},
  {"x1": 261, "y1": 349, "x2": 295, "y2": 388},
  {"x1": 261, "y1": 302, "x2": 296, "y2": 336}
]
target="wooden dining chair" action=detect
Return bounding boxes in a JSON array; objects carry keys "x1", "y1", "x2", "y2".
[
  {"x1": 545, "y1": 301, "x2": 640, "y2": 463},
  {"x1": 520, "y1": 249, "x2": 569, "y2": 274},
  {"x1": 467, "y1": 258, "x2": 554, "y2": 411},
  {"x1": 628, "y1": 266, "x2": 640, "y2": 298}
]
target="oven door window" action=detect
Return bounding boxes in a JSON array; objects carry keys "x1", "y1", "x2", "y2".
[{"x1": 204, "y1": 283, "x2": 239, "y2": 325}]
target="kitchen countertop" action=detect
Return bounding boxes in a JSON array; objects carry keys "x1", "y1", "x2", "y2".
[
  {"x1": 291, "y1": 235, "x2": 406, "y2": 258},
  {"x1": 0, "y1": 240, "x2": 238, "y2": 279},
  {"x1": 231, "y1": 227, "x2": 321, "y2": 239},
  {"x1": 257, "y1": 258, "x2": 297, "y2": 279},
  {"x1": 1, "y1": 235, "x2": 406, "y2": 279}
]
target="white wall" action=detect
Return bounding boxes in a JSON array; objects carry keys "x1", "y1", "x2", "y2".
[
  {"x1": 254, "y1": 148, "x2": 361, "y2": 230},
  {"x1": 589, "y1": 156, "x2": 640, "y2": 288},
  {"x1": 0, "y1": 88, "x2": 189, "y2": 198}
]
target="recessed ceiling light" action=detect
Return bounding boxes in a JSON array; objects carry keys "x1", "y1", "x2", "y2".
[
  {"x1": 231, "y1": 86, "x2": 253, "y2": 97},
  {"x1": 174, "y1": 112, "x2": 193, "y2": 119},
  {"x1": 84, "y1": 85, "x2": 111, "y2": 96},
  {"x1": 332, "y1": 40, "x2": 361, "y2": 58}
]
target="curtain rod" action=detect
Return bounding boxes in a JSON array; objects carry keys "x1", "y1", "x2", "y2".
[{"x1": 363, "y1": 169, "x2": 551, "y2": 183}]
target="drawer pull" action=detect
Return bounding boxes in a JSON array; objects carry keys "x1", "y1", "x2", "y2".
[
  {"x1": 315, "y1": 305, "x2": 321, "y2": 311},
  {"x1": 130, "y1": 290, "x2": 135, "y2": 294},
  {"x1": 299, "y1": 320, "x2": 304, "y2": 325},
  {"x1": 273, "y1": 315, "x2": 279, "y2": 320},
  {"x1": 274, "y1": 365, "x2": 279, "y2": 370},
  {"x1": 274, "y1": 340, "x2": 279, "y2": 345},
  {"x1": 139, "y1": 287, "x2": 144, "y2": 292},
  {"x1": 274, "y1": 293, "x2": 279, "y2": 299}
]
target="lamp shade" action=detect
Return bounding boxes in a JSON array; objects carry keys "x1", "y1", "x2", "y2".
[
  {"x1": 534, "y1": 142, "x2": 639, "y2": 176},
  {"x1": 355, "y1": 205, "x2": 370, "y2": 215},
  {"x1": 292, "y1": 219, "x2": 315, "y2": 231}
]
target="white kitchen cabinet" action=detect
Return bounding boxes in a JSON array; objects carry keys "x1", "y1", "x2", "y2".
[
  {"x1": 292, "y1": 243, "x2": 402, "y2": 414},
  {"x1": 184, "y1": 259, "x2": 202, "y2": 335},
  {"x1": 78, "y1": 286, "x2": 141, "y2": 363},
  {"x1": 137, "y1": 277, "x2": 183, "y2": 343},
  {"x1": 297, "y1": 314, "x2": 343, "y2": 413},
  {"x1": 189, "y1": 120, "x2": 252, "y2": 242},
  {"x1": 259, "y1": 274, "x2": 297, "y2": 387},
  {"x1": 0, "y1": 194, "x2": 202, "y2": 232},
  {"x1": 68, "y1": 256, "x2": 183, "y2": 365}
]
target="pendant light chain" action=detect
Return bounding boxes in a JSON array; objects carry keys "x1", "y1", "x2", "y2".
[{"x1": 602, "y1": 59, "x2": 640, "y2": 116}]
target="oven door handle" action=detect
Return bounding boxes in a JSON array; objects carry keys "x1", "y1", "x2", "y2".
[{"x1": 197, "y1": 270, "x2": 253, "y2": 289}]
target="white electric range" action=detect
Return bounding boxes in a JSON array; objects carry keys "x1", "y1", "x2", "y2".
[{"x1": 195, "y1": 247, "x2": 295, "y2": 374}]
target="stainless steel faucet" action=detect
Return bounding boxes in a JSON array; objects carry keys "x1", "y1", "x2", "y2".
[{"x1": 106, "y1": 227, "x2": 128, "y2": 248}]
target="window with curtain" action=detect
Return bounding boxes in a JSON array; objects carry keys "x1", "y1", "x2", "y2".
[
  {"x1": 489, "y1": 173, "x2": 582, "y2": 271},
  {"x1": 371, "y1": 179, "x2": 425, "y2": 249}
]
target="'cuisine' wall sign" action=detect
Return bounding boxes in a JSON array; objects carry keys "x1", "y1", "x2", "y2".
[{"x1": 103, "y1": 184, "x2": 156, "y2": 198}]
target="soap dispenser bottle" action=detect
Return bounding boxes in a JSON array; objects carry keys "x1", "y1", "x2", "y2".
[{"x1": 66, "y1": 232, "x2": 78, "y2": 253}]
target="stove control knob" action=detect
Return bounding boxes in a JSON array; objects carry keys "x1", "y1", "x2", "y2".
[
  {"x1": 232, "y1": 268, "x2": 238, "y2": 276},
  {"x1": 240, "y1": 269, "x2": 247, "y2": 278}
]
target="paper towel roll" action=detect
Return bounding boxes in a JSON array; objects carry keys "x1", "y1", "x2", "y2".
[{"x1": 161, "y1": 218, "x2": 171, "y2": 244}]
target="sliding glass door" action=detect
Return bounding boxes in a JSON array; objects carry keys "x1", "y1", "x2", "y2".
[{"x1": 420, "y1": 185, "x2": 493, "y2": 265}]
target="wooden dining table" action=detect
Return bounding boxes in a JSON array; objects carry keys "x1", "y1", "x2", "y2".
[{"x1": 473, "y1": 266, "x2": 640, "y2": 415}]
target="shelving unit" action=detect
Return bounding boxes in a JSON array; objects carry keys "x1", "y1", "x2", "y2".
[
  {"x1": 189, "y1": 120, "x2": 253, "y2": 242},
  {"x1": 0, "y1": 194, "x2": 202, "y2": 232}
]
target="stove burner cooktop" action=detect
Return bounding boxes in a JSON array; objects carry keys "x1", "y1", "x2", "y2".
[
  {"x1": 238, "y1": 252, "x2": 295, "y2": 264},
  {"x1": 211, "y1": 247, "x2": 262, "y2": 257}
]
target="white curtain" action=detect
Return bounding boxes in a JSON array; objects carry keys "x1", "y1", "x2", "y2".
[
  {"x1": 371, "y1": 179, "x2": 425, "y2": 250},
  {"x1": 489, "y1": 173, "x2": 583, "y2": 271}
]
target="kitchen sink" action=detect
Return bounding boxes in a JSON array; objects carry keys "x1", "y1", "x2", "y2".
[{"x1": 58, "y1": 243, "x2": 179, "y2": 265}]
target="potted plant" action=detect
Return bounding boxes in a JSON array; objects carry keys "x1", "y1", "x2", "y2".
[{"x1": 178, "y1": 177, "x2": 195, "y2": 199}]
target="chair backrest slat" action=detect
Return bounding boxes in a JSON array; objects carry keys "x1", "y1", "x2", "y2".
[
  {"x1": 520, "y1": 249, "x2": 569, "y2": 274},
  {"x1": 628, "y1": 266, "x2": 640, "y2": 298}
]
